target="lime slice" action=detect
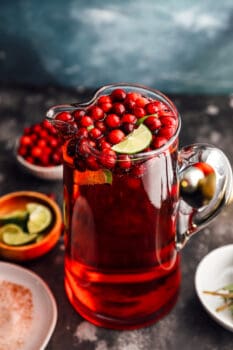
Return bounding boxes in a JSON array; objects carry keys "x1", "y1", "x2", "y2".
[
  {"x1": 0, "y1": 224, "x2": 22, "y2": 241},
  {"x1": 136, "y1": 113, "x2": 158, "y2": 126},
  {"x1": 26, "y1": 203, "x2": 52, "y2": 234},
  {"x1": 0, "y1": 210, "x2": 29, "y2": 227},
  {"x1": 112, "y1": 124, "x2": 152, "y2": 154},
  {"x1": 0, "y1": 224, "x2": 37, "y2": 246},
  {"x1": 74, "y1": 169, "x2": 112, "y2": 185}
]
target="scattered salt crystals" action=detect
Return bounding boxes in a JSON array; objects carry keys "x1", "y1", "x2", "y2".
[
  {"x1": 74, "y1": 321, "x2": 98, "y2": 342},
  {"x1": 205, "y1": 104, "x2": 219, "y2": 115},
  {"x1": 114, "y1": 329, "x2": 150, "y2": 350},
  {"x1": 0, "y1": 280, "x2": 33, "y2": 350}
]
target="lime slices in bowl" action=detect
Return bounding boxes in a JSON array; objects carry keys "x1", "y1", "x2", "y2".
[
  {"x1": 27, "y1": 203, "x2": 53, "y2": 234},
  {"x1": 0, "y1": 203, "x2": 53, "y2": 246}
]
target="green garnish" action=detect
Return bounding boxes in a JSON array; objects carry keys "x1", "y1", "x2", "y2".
[
  {"x1": 203, "y1": 284, "x2": 233, "y2": 313},
  {"x1": 136, "y1": 113, "x2": 158, "y2": 126},
  {"x1": 111, "y1": 124, "x2": 152, "y2": 154}
]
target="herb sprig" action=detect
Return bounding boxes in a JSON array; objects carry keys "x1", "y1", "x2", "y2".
[{"x1": 203, "y1": 284, "x2": 233, "y2": 314}]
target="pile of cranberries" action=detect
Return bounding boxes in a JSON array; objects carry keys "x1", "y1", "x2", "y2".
[
  {"x1": 17, "y1": 120, "x2": 62, "y2": 167},
  {"x1": 54, "y1": 88, "x2": 178, "y2": 173}
]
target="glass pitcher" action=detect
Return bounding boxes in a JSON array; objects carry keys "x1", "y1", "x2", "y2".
[{"x1": 47, "y1": 84, "x2": 232, "y2": 330}]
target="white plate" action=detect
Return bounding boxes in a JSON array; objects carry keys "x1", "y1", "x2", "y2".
[
  {"x1": 195, "y1": 244, "x2": 233, "y2": 332},
  {"x1": 0, "y1": 262, "x2": 57, "y2": 349}
]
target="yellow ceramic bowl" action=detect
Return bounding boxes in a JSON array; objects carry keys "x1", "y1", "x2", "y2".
[{"x1": 0, "y1": 191, "x2": 63, "y2": 261}]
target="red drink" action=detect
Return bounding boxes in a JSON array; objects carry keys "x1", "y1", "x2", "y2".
[
  {"x1": 47, "y1": 84, "x2": 233, "y2": 329},
  {"x1": 63, "y1": 147, "x2": 181, "y2": 329},
  {"x1": 50, "y1": 84, "x2": 181, "y2": 329}
]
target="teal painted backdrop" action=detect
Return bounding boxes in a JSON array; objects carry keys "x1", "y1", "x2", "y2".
[{"x1": 0, "y1": 0, "x2": 233, "y2": 93}]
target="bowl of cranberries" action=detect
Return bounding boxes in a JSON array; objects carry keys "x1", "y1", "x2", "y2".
[{"x1": 16, "y1": 120, "x2": 63, "y2": 180}]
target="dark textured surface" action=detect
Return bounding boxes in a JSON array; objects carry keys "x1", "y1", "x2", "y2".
[{"x1": 0, "y1": 86, "x2": 233, "y2": 349}]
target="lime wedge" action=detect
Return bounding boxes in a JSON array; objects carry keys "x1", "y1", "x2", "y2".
[
  {"x1": 112, "y1": 124, "x2": 152, "y2": 154},
  {"x1": 0, "y1": 224, "x2": 37, "y2": 246},
  {"x1": 0, "y1": 210, "x2": 29, "y2": 227},
  {"x1": 136, "y1": 114, "x2": 158, "y2": 126},
  {"x1": 26, "y1": 203, "x2": 52, "y2": 234},
  {"x1": 74, "y1": 169, "x2": 112, "y2": 185}
]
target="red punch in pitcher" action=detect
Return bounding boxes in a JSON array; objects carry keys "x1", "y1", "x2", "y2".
[{"x1": 47, "y1": 84, "x2": 232, "y2": 329}]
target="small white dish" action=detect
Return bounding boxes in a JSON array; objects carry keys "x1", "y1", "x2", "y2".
[
  {"x1": 0, "y1": 262, "x2": 57, "y2": 349},
  {"x1": 17, "y1": 154, "x2": 63, "y2": 180},
  {"x1": 195, "y1": 244, "x2": 233, "y2": 332}
]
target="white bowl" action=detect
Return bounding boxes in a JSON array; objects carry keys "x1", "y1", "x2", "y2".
[
  {"x1": 16, "y1": 154, "x2": 63, "y2": 181},
  {"x1": 195, "y1": 244, "x2": 233, "y2": 332}
]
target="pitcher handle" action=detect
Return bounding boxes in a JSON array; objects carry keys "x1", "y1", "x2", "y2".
[{"x1": 176, "y1": 144, "x2": 233, "y2": 250}]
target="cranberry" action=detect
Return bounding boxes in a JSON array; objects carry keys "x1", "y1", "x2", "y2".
[
  {"x1": 42, "y1": 120, "x2": 52, "y2": 130},
  {"x1": 77, "y1": 139, "x2": 91, "y2": 156},
  {"x1": 135, "y1": 96, "x2": 149, "y2": 107},
  {"x1": 95, "y1": 121, "x2": 106, "y2": 133},
  {"x1": 146, "y1": 101, "x2": 167, "y2": 115},
  {"x1": 86, "y1": 155, "x2": 100, "y2": 170},
  {"x1": 98, "y1": 95, "x2": 112, "y2": 105},
  {"x1": 108, "y1": 129, "x2": 125, "y2": 144},
  {"x1": 111, "y1": 88, "x2": 126, "y2": 101},
  {"x1": 76, "y1": 127, "x2": 88, "y2": 139},
  {"x1": 31, "y1": 146, "x2": 43, "y2": 159},
  {"x1": 18, "y1": 146, "x2": 28, "y2": 157},
  {"x1": 105, "y1": 114, "x2": 121, "y2": 128},
  {"x1": 157, "y1": 109, "x2": 174, "y2": 117},
  {"x1": 158, "y1": 126, "x2": 176, "y2": 139},
  {"x1": 122, "y1": 123, "x2": 135, "y2": 134},
  {"x1": 39, "y1": 130, "x2": 49, "y2": 139},
  {"x1": 133, "y1": 106, "x2": 146, "y2": 118},
  {"x1": 89, "y1": 127, "x2": 102, "y2": 140},
  {"x1": 40, "y1": 154, "x2": 50, "y2": 166},
  {"x1": 37, "y1": 139, "x2": 47, "y2": 148},
  {"x1": 51, "y1": 152, "x2": 62, "y2": 165},
  {"x1": 97, "y1": 95, "x2": 113, "y2": 112},
  {"x1": 25, "y1": 156, "x2": 34, "y2": 164},
  {"x1": 80, "y1": 116, "x2": 93, "y2": 128},
  {"x1": 124, "y1": 99, "x2": 136, "y2": 111},
  {"x1": 145, "y1": 102, "x2": 160, "y2": 115},
  {"x1": 73, "y1": 109, "x2": 86, "y2": 121},
  {"x1": 100, "y1": 149, "x2": 116, "y2": 169},
  {"x1": 48, "y1": 125, "x2": 57, "y2": 136},
  {"x1": 160, "y1": 116, "x2": 177, "y2": 127},
  {"x1": 88, "y1": 106, "x2": 104, "y2": 121},
  {"x1": 99, "y1": 140, "x2": 111, "y2": 150},
  {"x1": 55, "y1": 112, "x2": 73, "y2": 122},
  {"x1": 49, "y1": 137, "x2": 58, "y2": 148},
  {"x1": 121, "y1": 113, "x2": 137, "y2": 124},
  {"x1": 33, "y1": 124, "x2": 42, "y2": 134},
  {"x1": 126, "y1": 92, "x2": 140, "y2": 102},
  {"x1": 111, "y1": 103, "x2": 125, "y2": 116},
  {"x1": 144, "y1": 116, "x2": 162, "y2": 131},
  {"x1": 152, "y1": 136, "x2": 168, "y2": 149},
  {"x1": 118, "y1": 155, "x2": 131, "y2": 170},
  {"x1": 20, "y1": 135, "x2": 31, "y2": 147}
]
